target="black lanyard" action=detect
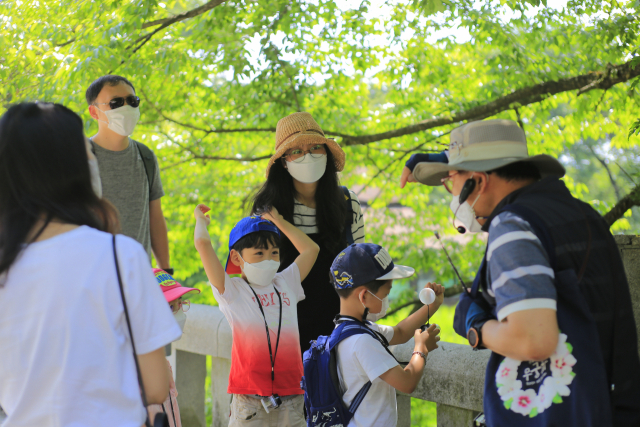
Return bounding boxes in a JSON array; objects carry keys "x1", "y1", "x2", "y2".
[{"x1": 247, "y1": 284, "x2": 283, "y2": 385}]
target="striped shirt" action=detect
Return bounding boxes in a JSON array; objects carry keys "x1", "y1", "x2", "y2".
[
  {"x1": 486, "y1": 211, "x2": 557, "y2": 322},
  {"x1": 293, "y1": 189, "x2": 365, "y2": 243}
]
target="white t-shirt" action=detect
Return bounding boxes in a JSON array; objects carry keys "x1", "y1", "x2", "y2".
[
  {"x1": 211, "y1": 264, "x2": 306, "y2": 396},
  {"x1": 0, "y1": 226, "x2": 182, "y2": 427},
  {"x1": 336, "y1": 322, "x2": 399, "y2": 427}
]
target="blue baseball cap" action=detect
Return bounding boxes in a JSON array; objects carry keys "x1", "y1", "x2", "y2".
[
  {"x1": 330, "y1": 243, "x2": 415, "y2": 289},
  {"x1": 225, "y1": 216, "x2": 280, "y2": 275}
]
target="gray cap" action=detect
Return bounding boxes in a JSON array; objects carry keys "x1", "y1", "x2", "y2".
[{"x1": 413, "y1": 119, "x2": 566, "y2": 186}]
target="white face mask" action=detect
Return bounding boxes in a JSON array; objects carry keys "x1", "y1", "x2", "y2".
[
  {"x1": 361, "y1": 290, "x2": 389, "y2": 322},
  {"x1": 240, "y1": 255, "x2": 280, "y2": 287},
  {"x1": 173, "y1": 309, "x2": 187, "y2": 340},
  {"x1": 96, "y1": 105, "x2": 140, "y2": 136},
  {"x1": 85, "y1": 139, "x2": 102, "y2": 198},
  {"x1": 449, "y1": 192, "x2": 483, "y2": 233},
  {"x1": 286, "y1": 153, "x2": 327, "y2": 183}
]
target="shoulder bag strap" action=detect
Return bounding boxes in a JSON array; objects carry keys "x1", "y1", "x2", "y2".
[
  {"x1": 113, "y1": 235, "x2": 153, "y2": 427},
  {"x1": 135, "y1": 142, "x2": 156, "y2": 198}
]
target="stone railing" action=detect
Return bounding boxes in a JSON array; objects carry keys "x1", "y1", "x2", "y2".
[
  {"x1": 168, "y1": 235, "x2": 640, "y2": 427},
  {"x1": 1, "y1": 236, "x2": 637, "y2": 425},
  {"x1": 170, "y1": 303, "x2": 492, "y2": 427}
]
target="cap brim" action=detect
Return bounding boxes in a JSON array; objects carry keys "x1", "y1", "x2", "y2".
[
  {"x1": 164, "y1": 287, "x2": 200, "y2": 303},
  {"x1": 377, "y1": 264, "x2": 415, "y2": 280},
  {"x1": 413, "y1": 154, "x2": 566, "y2": 186}
]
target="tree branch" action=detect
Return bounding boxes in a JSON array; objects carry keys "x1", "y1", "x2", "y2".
[
  {"x1": 161, "y1": 113, "x2": 277, "y2": 134},
  {"x1": 603, "y1": 183, "x2": 640, "y2": 227},
  {"x1": 194, "y1": 154, "x2": 272, "y2": 162},
  {"x1": 142, "y1": 0, "x2": 227, "y2": 29},
  {"x1": 338, "y1": 59, "x2": 640, "y2": 146},
  {"x1": 157, "y1": 131, "x2": 272, "y2": 163},
  {"x1": 55, "y1": 37, "x2": 77, "y2": 47},
  {"x1": 587, "y1": 143, "x2": 621, "y2": 200},
  {"x1": 157, "y1": 110, "x2": 354, "y2": 137}
]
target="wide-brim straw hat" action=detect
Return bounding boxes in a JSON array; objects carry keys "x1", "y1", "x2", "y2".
[
  {"x1": 266, "y1": 112, "x2": 345, "y2": 177},
  {"x1": 413, "y1": 119, "x2": 566, "y2": 186}
]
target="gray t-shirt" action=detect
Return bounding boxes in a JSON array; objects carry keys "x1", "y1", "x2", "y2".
[{"x1": 90, "y1": 138, "x2": 164, "y2": 256}]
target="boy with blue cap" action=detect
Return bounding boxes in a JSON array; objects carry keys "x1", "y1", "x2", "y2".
[
  {"x1": 330, "y1": 243, "x2": 444, "y2": 427},
  {"x1": 193, "y1": 204, "x2": 319, "y2": 427}
]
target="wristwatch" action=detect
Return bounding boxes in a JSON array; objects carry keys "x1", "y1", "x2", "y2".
[
  {"x1": 164, "y1": 268, "x2": 174, "y2": 276},
  {"x1": 467, "y1": 318, "x2": 491, "y2": 349}
]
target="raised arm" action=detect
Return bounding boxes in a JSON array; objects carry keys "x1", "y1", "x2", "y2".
[
  {"x1": 262, "y1": 207, "x2": 319, "y2": 281},
  {"x1": 389, "y1": 282, "x2": 444, "y2": 345},
  {"x1": 193, "y1": 204, "x2": 226, "y2": 294}
]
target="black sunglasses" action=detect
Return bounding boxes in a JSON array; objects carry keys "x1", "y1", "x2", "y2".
[{"x1": 95, "y1": 95, "x2": 141, "y2": 110}]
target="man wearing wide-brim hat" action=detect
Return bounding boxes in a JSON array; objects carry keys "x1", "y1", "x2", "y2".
[{"x1": 401, "y1": 119, "x2": 640, "y2": 426}]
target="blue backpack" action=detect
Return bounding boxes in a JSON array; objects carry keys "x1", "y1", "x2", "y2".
[{"x1": 300, "y1": 319, "x2": 393, "y2": 427}]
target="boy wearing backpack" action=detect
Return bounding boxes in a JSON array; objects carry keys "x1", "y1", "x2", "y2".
[
  {"x1": 302, "y1": 243, "x2": 443, "y2": 427},
  {"x1": 193, "y1": 204, "x2": 319, "y2": 427}
]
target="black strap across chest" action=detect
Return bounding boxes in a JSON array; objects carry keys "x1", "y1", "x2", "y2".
[{"x1": 247, "y1": 284, "x2": 283, "y2": 385}]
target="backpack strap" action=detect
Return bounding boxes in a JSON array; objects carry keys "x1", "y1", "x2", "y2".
[
  {"x1": 135, "y1": 142, "x2": 156, "y2": 198},
  {"x1": 327, "y1": 320, "x2": 399, "y2": 415},
  {"x1": 341, "y1": 186, "x2": 355, "y2": 245}
]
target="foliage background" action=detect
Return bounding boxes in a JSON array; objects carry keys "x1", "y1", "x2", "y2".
[
  {"x1": 2, "y1": 0, "x2": 639, "y2": 287},
  {"x1": 3, "y1": 0, "x2": 639, "y2": 423}
]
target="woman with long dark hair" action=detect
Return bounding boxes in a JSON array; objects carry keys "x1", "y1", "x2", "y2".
[
  {"x1": 0, "y1": 103, "x2": 180, "y2": 427},
  {"x1": 252, "y1": 112, "x2": 365, "y2": 354}
]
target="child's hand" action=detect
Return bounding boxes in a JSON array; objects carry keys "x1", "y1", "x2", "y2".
[
  {"x1": 415, "y1": 323, "x2": 441, "y2": 353},
  {"x1": 194, "y1": 204, "x2": 211, "y2": 225},
  {"x1": 261, "y1": 206, "x2": 283, "y2": 224},
  {"x1": 423, "y1": 282, "x2": 445, "y2": 306}
]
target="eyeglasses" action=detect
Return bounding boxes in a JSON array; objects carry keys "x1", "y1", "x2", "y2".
[
  {"x1": 284, "y1": 144, "x2": 327, "y2": 163},
  {"x1": 440, "y1": 172, "x2": 460, "y2": 194},
  {"x1": 94, "y1": 95, "x2": 140, "y2": 110},
  {"x1": 171, "y1": 300, "x2": 190, "y2": 313}
]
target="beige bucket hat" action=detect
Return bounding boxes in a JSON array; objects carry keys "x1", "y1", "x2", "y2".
[
  {"x1": 266, "y1": 112, "x2": 346, "y2": 177},
  {"x1": 413, "y1": 119, "x2": 566, "y2": 186}
]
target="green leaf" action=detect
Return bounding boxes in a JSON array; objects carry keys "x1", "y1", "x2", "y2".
[
  {"x1": 504, "y1": 398, "x2": 514, "y2": 410},
  {"x1": 529, "y1": 407, "x2": 539, "y2": 417},
  {"x1": 566, "y1": 342, "x2": 573, "y2": 353},
  {"x1": 553, "y1": 394, "x2": 563, "y2": 404}
]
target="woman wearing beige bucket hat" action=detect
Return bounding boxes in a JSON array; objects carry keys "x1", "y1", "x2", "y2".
[{"x1": 252, "y1": 112, "x2": 366, "y2": 355}]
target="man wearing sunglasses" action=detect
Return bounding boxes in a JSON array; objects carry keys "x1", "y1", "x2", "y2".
[
  {"x1": 86, "y1": 75, "x2": 173, "y2": 275},
  {"x1": 400, "y1": 119, "x2": 640, "y2": 427}
]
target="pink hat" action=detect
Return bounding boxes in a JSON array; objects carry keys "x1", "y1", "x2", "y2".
[{"x1": 153, "y1": 268, "x2": 201, "y2": 303}]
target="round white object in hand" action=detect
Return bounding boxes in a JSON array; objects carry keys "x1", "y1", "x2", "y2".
[{"x1": 419, "y1": 287, "x2": 436, "y2": 305}]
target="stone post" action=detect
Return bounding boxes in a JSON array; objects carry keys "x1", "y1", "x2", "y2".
[
  {"x1": 615, "y1": 235, "x2": 640, "y2": 357},
  {"x1": 175, "y1": 349, "x2": 206, "y2": 427},
  {"x1": 436, "y1": 403, "x2": 480, "y2": 427},
  {"x1": 396, "y1": 393, "x2": 411, "y2": 427},
  {"x1": 211, "y1": 357, "x2": 232, "y2": 427}
]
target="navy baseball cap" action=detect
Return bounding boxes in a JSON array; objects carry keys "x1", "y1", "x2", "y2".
[
  {"x1": 225, "y1": 216, "x2": 280, "y2": 275},
  {"x1": 330, "y1": 243, "x2": 415, "y2": 289}
]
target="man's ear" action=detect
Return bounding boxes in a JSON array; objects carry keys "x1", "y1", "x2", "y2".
[
  {"x1": 477, "y1": 172, "x2": 490, "y2": 194},
  {"x1": 230, "y1": 249, "x2": 243, "y2": 267},
  {"x1": 281, "y1": 158, "x2": 287, "y2": 169},
  {"x1": 88, "y1": 105, "x2": 100, "y2": 121}
]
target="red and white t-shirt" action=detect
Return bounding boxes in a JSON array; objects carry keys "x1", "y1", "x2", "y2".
[{"x1": 212, "y1": 263, "x2": 305, "y2": 396}]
